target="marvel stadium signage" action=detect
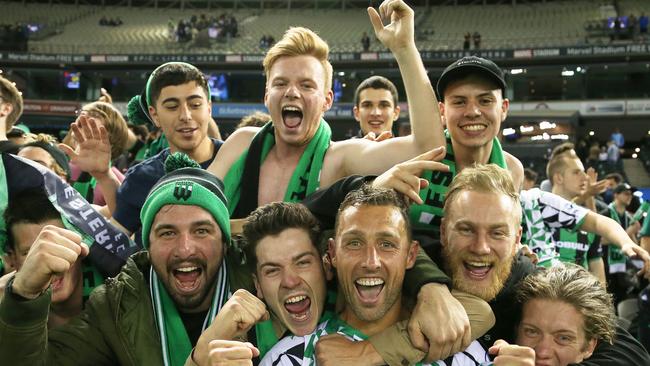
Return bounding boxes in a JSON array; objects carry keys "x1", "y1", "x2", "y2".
[{"x1": 1, "y1": 43, "x2": 648, "y2": 65}]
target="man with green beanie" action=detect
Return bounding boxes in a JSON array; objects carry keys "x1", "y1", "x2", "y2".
[{"x1": 0, "y1": 154, "x2": 242, "y2": 366}]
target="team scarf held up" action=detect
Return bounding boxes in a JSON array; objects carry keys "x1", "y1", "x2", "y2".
[
  {"x1": 140, "y1": 153, "x2": 231, "y2": 366},
  {"x1": 409, "y1": 130, "x2": 507, "y2": 233},
  {"x1": 224, "y1": 120, "x2": 331, "y2": 218},
  {"x1": 0, "y1": 154, "x2": 138, "y2": 289}
]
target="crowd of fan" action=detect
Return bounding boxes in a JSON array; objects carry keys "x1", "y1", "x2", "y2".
[{"x1": 169, "y1": 13, "x2": 238, "y2": 44}]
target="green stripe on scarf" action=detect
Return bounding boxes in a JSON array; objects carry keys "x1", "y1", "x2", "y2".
[
  {"x1": 409, "y1": 130, "x2": 507, "y2": 233},
  {"x1": 223, "y1": 120, "x2": 331, "y2": 217}
]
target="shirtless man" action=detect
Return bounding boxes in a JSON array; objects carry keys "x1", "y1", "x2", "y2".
[{"x1": 208, "y1": 0, "x2": 444, "y2": 218}]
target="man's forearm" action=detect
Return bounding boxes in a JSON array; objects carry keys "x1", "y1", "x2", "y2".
[
  {"x1": 393, "y1": 44, "x2": 445, "y2": 152},
  {"x1": 582, "y1": 211, "x2": 634, "y2": 249},
  {"x1": 403, "y1": 247, "x2": 450, "y2": 297},
  {"x1": 92, "y1": 169, "x2": 120, "y2": 215}
]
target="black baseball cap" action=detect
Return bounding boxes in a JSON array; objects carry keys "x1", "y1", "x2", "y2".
[
  {"x1": 613, "y1": 183, "x2": 632, "y2": 194},
  {"x1": 436, "y1": 56, "x2": 507, "y2": 101}
]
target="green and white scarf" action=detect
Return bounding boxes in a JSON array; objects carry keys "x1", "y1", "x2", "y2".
[
  {"x1": 409, "y1": 130, "x2": 507, "y2": 233},
  {"x1": 224, "y1": 120, "x2": 331, "y2": 218},
  {"x1": 149, "y1": 260, "x2": 230, "y2": 366}
]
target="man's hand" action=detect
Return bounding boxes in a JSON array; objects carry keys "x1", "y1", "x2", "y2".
[
  {"x1": 409, "y1": 283, "x2": 471, "y2": 362},
  {"x1": 98, "y1": 88, "x2": 113, "y2": 104},
  {"x1": 363, "y1": 131, "x2": 393, "y2": 142},
  {"x1": 212, "y1": 289, "x2": 269, "y2": 339},
  {"x1": 620, "y1": 242, "x2": 650, "y2": 280},
  {"x1": 206, "y1": 340, "x2": 258, "y2": 366},
  {"x1": 584, "y1": 168, "x2": 608, "y2": 197},
  {"x1": 489, "y1": 339, "x2": 535, "y2": 366},
  {"x1": 367, "y1": 0, "x2": 415, "y2": 53},
  {"x1": 518, "y1": 245, "x2": 539, "y2": 266},
  {"x1": 12, "y1": 226, "x2": 88, "y2": 299},
  {"x1": 372, "y1": 146, "x2": 448, "y2": 204},
  {"x1": 59, "y1": 115, "x2": 112, "y2": 177},
  {"x1": 193, "y1": 290, "x2": 269, "y2": 366},
  {"x1": 0, "y1": 270, "x2": 16, "y2": 301},
  {"x1": 315, "y1": 334, "x2": 384, "y2": 366}
]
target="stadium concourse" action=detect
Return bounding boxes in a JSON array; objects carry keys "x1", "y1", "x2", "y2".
[{"x1": 1, "y1": 0, "x2": 650, "y2": 365}]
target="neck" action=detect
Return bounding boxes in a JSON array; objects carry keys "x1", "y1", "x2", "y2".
[
  {"x1": 49, "y1": 281, "x2": 84, "y2": 328},
  {"x1": 551, "y1": 185, "x2": 574, "y2": 201},
  {"x1": 0, "y1": 120, "x2": 7, "y2": 141},
  {"x1": 170, "y1": 138, "x2": 213, "y2": 164},
  {"x1": 340, "y1": 298, "x2": 404, "y2": 337},
  {"x1": 272, "y1": 134, "x2": 310, "y2": 161},
  {"x1": 614, "y1": 201, "x2": 626, "y2": 214},
  {"x1": 451, "y1": 138, "x2": 493, "y2": 172}
]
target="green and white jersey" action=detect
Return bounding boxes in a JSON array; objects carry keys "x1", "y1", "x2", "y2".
[
  {"x1": 601, "y1": 204, "x2": 632, "y2": 274},
  {"x1": 520, "y1": 189, "x2": 590, "y2": 266},
  {"x1": 553, "y1": 227, "x2": 602, "y2": 268},
  {"x1": 260, "y1": 315, "x2": 489, "y2": 366}
]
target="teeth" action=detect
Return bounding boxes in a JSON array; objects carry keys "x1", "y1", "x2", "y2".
[
  {"x1": 176, "y1": 266, "x2": 198, "y2": 272},
  {"x1": 462, "y1": 125, "x2": 486, "y2": 131},
  {"x1": 285, "y1": 295, "x2": 307, "y2": 304},
  {"x1": 283, "y1": 106, "x2": 301, "y2": 112},
  {"x1": 466, "y1": 262, "x2": 490, "y2": 268},
  {"x1": 355, "y1": 278, "x2": 384, "y2": 286}
]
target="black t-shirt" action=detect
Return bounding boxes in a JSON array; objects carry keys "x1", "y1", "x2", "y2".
[{"x1": 180, "y1": 310, "x2": 209, "y2": 347}]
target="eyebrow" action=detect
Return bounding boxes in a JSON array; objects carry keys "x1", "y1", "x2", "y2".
[
  {"x1": 153, "y1": 220, "x2": 215, "y2": 231},
  {"x1": 454, "y1": 220, "x2": 510, "y2": 230},
  {"x1": 259, "y1": 250, "x2": 317, "y2": 269},
  {"x1": 161, "y1": 94, "x2": 205, "y2": 104},
  {"x1": 341, "y1": 229, "x2": 400, "y2": 239}
]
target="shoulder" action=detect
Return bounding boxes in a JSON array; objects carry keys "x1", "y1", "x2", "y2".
[
  {"x1": 209, "y1": 127, "x2": 259, "y2": 179},
  {"x1": 503, "y1": 152, "x2": 524, "y2": 189},
  {"x1": 123, "y1": 149, "x2": 168, "y2": 180}
]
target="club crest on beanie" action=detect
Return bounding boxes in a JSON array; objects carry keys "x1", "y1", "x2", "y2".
[{"x1": 140, "y1": 153, "x2": 230, "y2": 249}]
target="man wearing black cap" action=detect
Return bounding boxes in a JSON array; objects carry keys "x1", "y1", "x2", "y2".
[
  {"x1": 599, "y1": 183, "x2": 641, "y2": 305},
  {"x1": 406, "y1": 54, "x2": 523, "y2": 242}
]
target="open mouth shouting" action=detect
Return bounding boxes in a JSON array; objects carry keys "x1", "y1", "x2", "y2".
[
  {"x1": 283, "y1": 294, "x2": 312, "y2": 322},
  {"x1": 463, "y1": 260, "x2": 493, "y2": 281},
  {"x1": 354, "y1": 277, "x2": 385, "y2": 306},
  {"x1": 172, "y1": 264, "x2": 203, "y2": 294},
  {"x1": 282, "y1": 106, "x2": 303, "y2": 129}
]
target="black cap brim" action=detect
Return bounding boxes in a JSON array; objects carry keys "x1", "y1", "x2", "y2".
[{"x1": 436, "y1": 64, "x2": 507, "y2": 101}]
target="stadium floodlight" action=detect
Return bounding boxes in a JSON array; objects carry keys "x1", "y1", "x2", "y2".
[
  {"x1": 636, "y1": 147, "x2": 641, "y2": 153},
  {"x1": 632, "y1": 153, "x2": 638, "y2": 159},
  {"x1": 561, "y1": 70, "x2": 575, "y2": 77},
  {"x1": 503, "y1": 128, "x2": 516, "y2": 136},
  {"x1": 589, "y1": 131, "x2": 595, "y2": 136}
]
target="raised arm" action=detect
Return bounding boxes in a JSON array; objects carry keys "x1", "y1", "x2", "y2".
[{"x1": 326, "y1": 0, "x2": 444, "y2": 183}]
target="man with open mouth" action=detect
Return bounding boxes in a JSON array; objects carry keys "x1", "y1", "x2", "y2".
[
  {"x1": 0, "y1": 154, "x2": 241, "y2": 366},
  {"x1": 257, "y1": 186, "x2": 489, "y2": 366}
]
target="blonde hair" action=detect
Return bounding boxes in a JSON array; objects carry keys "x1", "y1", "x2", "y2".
[
  {"x1": 444, "y1": 164, "x2": 521, "y2": 223},
  {"x1": 0, "y1": 75, "x2": 23, "y2": 130},
  {"x1": 263, "y1": 27, "x2": 333, "y2": 92},
  {"x1": 82, "y1": 101, "x2": 129, "y2": 159}
]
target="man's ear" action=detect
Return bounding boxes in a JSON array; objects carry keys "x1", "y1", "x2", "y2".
[
  {"x1": 392, "y1": 105, "x2": 401, "y2": 121},
  {"x1": 440, "y1": 218, "x2": 447, "y2": 247},
  {"x1": 253, "y1": 273, "x2": 263, "y2": 300},
  {"x1": 327, "y1": 238, "x2": 337, "y2": 267},
  {"x1": 500, "y1": 98, "x2": 510, "y2": 121},
  {"x1": 148, "y1": 105, "x2": 161, "y2": 128},
  {"x1": 438, "y1": 101, "x2": 447, "y2": 128},
  {"x1": 322, "y1": 253, "x2": 334, "y2": 281},
  {"x1": 406, "y1": 240, "x2": 419, "y2": 269},
  {"x1": 322, "y1": 89, "x2": 334, "y2": 112},
  {"x1": 582, "y1": 338, "x2": 598, "y2": 359},
  {"x1": 353, "y1": 105, "x2": 361, "y2": 122},
  {"x1": 0, "y1": 102, "x2": 12, "y2": 119},
  {"x1": 513, "y1": 225, "x2": 523, "y2": 256}
]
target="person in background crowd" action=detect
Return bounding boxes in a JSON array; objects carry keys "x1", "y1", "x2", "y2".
[
  {"x1": 522, "y1": 168, "x2": 538, "y2": 190},
  {"x1": 0, "y1": 74, "x2": 23, "y2": 154},
  {"x1": 18, "y1": 134, "x2": 71, "y2": 182},
  {"x1": 353, "y1": 75, "x2": 400, "y2": 139}
]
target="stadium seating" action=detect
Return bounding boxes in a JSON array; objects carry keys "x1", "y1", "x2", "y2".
[{"x1": 1, "y1": 0, "x2": 644, "y2": 55}]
